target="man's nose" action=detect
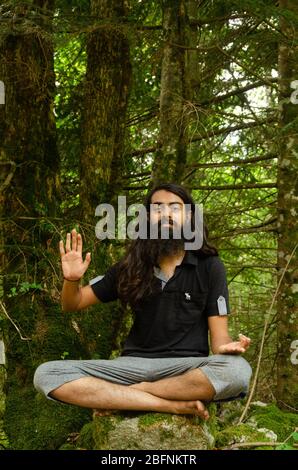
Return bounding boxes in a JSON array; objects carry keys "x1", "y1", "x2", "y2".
[{"x1": 160, "y1": 204, "x2": 172, "y2": 217}]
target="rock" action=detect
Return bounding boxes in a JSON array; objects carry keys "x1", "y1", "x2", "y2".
[
  {"x1": 257, "y1": 428, "x2": 278, "y2": 441},
  {"x1": 250, "y1": 401, "x2": 268, "y2": 407},
  {"x1": 76, "y1": 408, "x2": 217, "y2": 450}
]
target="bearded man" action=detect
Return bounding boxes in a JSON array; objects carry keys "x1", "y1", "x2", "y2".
[{"x1": 34, "y1": 183, "x2": 252, "y2": 420}]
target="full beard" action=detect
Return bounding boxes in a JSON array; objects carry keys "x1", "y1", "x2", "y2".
[{"x1": 143, "y1": 220, "x2": 186, "y2": 266}]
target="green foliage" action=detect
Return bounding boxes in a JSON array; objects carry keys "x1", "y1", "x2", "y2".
[
  {"x1": 7, "y1": 282, "x2": 43, "y2": 298},
  {"x1": 2, "y1": 0, "x2": 297, "y2": 451},
  {"x1": 276, "y1": 430, "x2": 298, "y2": 450},
  {"x1": 60, "y1": 351, "x2": 69, "y2": 360}
]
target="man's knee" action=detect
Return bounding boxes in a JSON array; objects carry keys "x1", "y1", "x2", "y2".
[
  {"x1": 33, "y1": 360, "x2": 61, "y2": 395},
  {"x1": 208, "y1": 355, "x2": 252, "y2": 401},
  {"x1": 224, "y1": 355, "x2": 252, "y2": 395}
]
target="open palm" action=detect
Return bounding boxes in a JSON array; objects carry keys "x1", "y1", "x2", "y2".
[
  {"x1": 218, "y1": 334, "x2": 251, "y2": 355},
  {"x1": 59, "y1": 228, "x2": 91, "y2": 281}
]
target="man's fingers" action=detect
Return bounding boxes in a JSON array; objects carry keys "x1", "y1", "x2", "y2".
[
  {"x1": 239, "y1": 334, "x2": 250, "y2": 341},
  {"x1": 83, "y1": 252, "x2": 91, "y2": 269},
  {"x1": 77, "y1": 233, "x2": 82, "y2": 255},
  {"x1": 59, "y1": 240, "x2": 65, "y2": 256},
  {"x1": 65, "y1": 233, "x2": 71, "y2": 252},
  {"x1": 239, "y1": 334, "x2": 251, "y2": 345},
  {"x1": 72, "y1": 228, "x2": 77, "y2": 251},
  {"x1": 231, "y1": 346, "x2": 245, "y2": 354}
]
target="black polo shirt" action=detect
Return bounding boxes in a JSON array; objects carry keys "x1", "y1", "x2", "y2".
[{"x1": 89, "y1": 251, "x2": 230, "y2": 358}]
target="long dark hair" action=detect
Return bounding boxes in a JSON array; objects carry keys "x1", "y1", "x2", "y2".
[{"x1": 117, "y1": 183, "x2": 218, "y2": 308}]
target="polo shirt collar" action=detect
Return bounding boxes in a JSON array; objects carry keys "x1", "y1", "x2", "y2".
[{"x1": 154, "y1": 250, "x2": 198, "y2": 276}]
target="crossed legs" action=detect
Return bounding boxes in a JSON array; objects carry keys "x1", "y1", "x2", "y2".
[{"x1": 49, "y1": 367, "x2": 215, "y2": 420}]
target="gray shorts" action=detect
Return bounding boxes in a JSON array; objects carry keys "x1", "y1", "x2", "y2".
[{"x1": 34, "y1": 354, "x2": 252, "y2": 402}]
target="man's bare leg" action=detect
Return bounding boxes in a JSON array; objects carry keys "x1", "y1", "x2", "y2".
[
  {"x1": 130, "y1": 368, "x2": 215, "y2": 420},
  {"x1": 50, "y1": 376, "x2": 209, "y2": 419},
  {"x1": 130, "y1": 368, "x2": 215, "y2": 400}
]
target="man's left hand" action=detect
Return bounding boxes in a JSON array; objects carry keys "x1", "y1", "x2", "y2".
[{"x1": 218, "y1": 334, "x2": 251, "y2": 354}]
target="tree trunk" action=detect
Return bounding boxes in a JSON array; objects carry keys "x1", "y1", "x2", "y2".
[
  {"x1": 152, "y1": 0, "x2": 191, "y2": 185},
  {"x1": 78, "y1": 0, "x2": 132, "y2": 363},
  {"x1": 276, "y1": 0, "x2": 298, "y2": 408},
  {"x1": 80, "y1": 0, "x2": 131, "y2": 218},
  {"x1": 0, "y1": 1, "x2": 89, "y2": 449}
]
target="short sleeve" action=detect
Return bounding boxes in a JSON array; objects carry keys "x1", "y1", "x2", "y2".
[
  {"x1": 204, "y1": 256, "x2": 230, "y2": 317},
  {"x1": 89, "y1": 262, "x2": 119, "y2": 303}
]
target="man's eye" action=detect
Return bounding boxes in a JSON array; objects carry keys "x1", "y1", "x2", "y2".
[{"x1": 171, "y1": 204, "x2": 181, "y2": 212}]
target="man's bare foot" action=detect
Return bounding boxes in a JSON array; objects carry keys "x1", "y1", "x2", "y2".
[{"x1": 172, "y1": 400, "x2": 209, "y2": 420}]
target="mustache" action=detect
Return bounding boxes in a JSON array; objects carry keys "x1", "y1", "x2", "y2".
[{"x1": 153, "y1": 218, "x2": 176, "y2": 227}]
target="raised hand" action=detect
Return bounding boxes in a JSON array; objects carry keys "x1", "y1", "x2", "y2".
[
  {"x1": 59, "y1": 228, "x2": 91, "y2": 281},
  {"x1": 217, "y1": 334, "x2": 251, "y2": 355}
]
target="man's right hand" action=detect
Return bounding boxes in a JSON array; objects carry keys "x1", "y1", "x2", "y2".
[{"x1": 59, "y1": 228, "x2": 91, "y2": 281}]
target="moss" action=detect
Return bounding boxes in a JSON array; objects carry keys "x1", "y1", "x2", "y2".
[
  {"x1": 0, "y1": 420, "x2": 9, "y2": 450},
  {"x1": 0, "y1": 367, "x2": 9, "y2": 449},
  {"x1": 216, "y1": 400, "x2": 246, "y2": 428},
  {"x1": 4, "y1": 388, "x2": 90, "y2": 450},
  {"x1": 205, "y1": 402, "x2": 218, "y2": 435},
  {"x1": 2, "y1": 292, "x2": 118, "y2": 449},
  {"x1": 249, "y1": 404, "x2": 298, "y2": 441},
  {"x1": 59, "y1": 443, "x2": 77, "y2": 450},
  {"x1": 159, "y1": 428, "x2": 175, "y2": 443},
  {"x1": 215, "y1": 423, "x2": 271, "y2": 448},
  {"x1": 92, "y1": 415, "x2": 119, "y2": 449},
  {"x1": 138, "y1": 412, "x2": 173, "y2": 429},
  {"x1": 0, "y1": 367, "x2": 5, "y2": 417},
  {"x1": 76, "y1": 422, "x2": 95, "y2": 450}
]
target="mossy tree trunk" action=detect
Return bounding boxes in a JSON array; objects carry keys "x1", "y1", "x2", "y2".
[
  {"x1": 276, "y1": 0, "x2": 298, "y2": 408},
  {"x1": 80, "y1": 0, "x2": 131, "y2": 217},
  {"x1": 0, "y1": 1, "x2": 90, "y2": 449},
  {"x1": 152, "y1": 0, "x2": 191, "y2": 185},
  {"x1": 78, "y1": 0, "x2": 132, "y2": 361}
]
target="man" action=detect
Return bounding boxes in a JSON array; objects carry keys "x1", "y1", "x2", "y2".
[{"x1": 34, "y1": 183, "x2": 252, "y2": 420}]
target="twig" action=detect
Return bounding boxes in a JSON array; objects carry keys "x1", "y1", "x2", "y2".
[
  {"x1": 0, "y1": 161, "x2": 16, "y2": 193},
  {"x1": 277, "y1": 401, "x2": 298, "y2": 413},
  {"x1": 281, "y1": 428, "x2": 298, "y2": 446},
  {"x1": 238, "y1": 244, "x2": 298, "y2": 423},
  {"x1": 221, "y1": 441, "x2": 282, "y2": 450},
  {"x1": 0, "y1": 300, "x2": 31, "y2": 341}
]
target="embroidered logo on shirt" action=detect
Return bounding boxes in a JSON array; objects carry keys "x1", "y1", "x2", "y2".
[
  {"x1": 184, "y1": 292, "x2": 191, "y2": 301},
  {"x1": 217, "y1": 295, "x2": 227, "y2": 315}
]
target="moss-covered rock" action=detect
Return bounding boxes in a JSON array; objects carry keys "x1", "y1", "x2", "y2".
[
  {"x1": 76, "y1": 407, "x2": 217, "y2": 450},
  {"x1": 4, "y1": 388, "x2": 90, "y2": 450},
  {"x1": 215, "y1": 423, "x2": 273, "y2": 449},
  {"x1": 249, "y1": 403, "x2": 298, "y2": 441},
  {"x1": 0, "y1": 366, "x2": 9, "y2": 449},
  {"x1": 214, "y1": 401, "x2": 298, "y2": 449}
]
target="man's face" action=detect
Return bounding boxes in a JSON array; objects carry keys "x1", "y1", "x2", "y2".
[{"x1": 149, "y1": 190, "x2": 190, "y2": 237}]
